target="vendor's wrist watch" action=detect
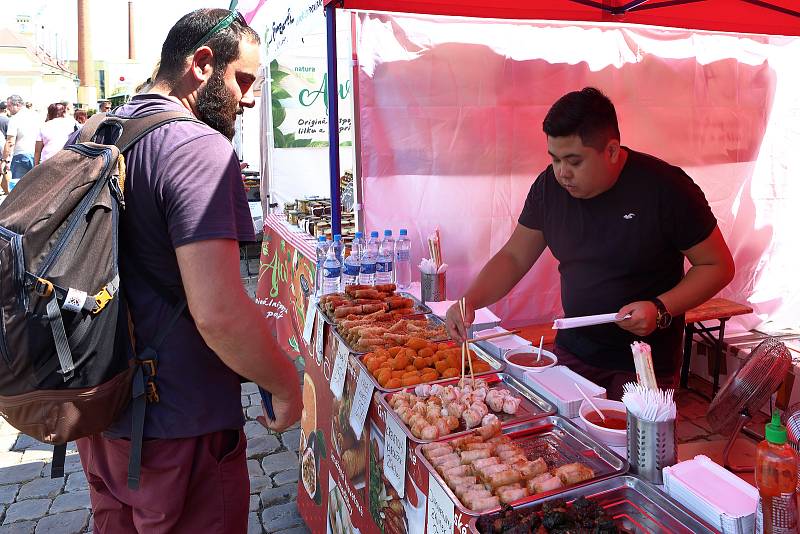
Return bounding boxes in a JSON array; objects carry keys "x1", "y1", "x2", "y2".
[{"x1": 650, "y1": 297, "x2": 672, "y2": 329}]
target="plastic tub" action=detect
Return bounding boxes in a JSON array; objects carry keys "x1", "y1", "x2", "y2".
[
  {"x1": 578, "y1": 398, "x2": 627, "y2": 447},
  {"x1": 503, "y1": 347, "x2": 557, "y2": 380}
]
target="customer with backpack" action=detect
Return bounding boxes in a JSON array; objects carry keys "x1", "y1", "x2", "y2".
[{"x1": 66, "y1": 9, "x2": 301, "y2": 533}]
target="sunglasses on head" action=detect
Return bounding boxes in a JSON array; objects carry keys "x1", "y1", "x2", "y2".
[{"x1": 191, "y1": 9, "x2": 247, "y2": 51}]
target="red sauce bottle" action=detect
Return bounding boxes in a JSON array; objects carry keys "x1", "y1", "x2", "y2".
[{"x1": 755, "y1": 410, "x2": 798, "y2": 534}]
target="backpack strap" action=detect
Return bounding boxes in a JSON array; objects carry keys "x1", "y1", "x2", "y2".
[{"x1": 76, "y1": 112, "x2": 108, "y2": 143}]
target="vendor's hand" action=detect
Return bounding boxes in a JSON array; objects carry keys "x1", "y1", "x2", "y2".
[
  {"x1": 445, "y1": 300, "x2": 475, "y2": 343},
  {"x1": 615, "y1": 301, "x2": 658, "y2": 337},
  {"x1": 257, "y1": 388, "x2": 302, "y2": 433}
]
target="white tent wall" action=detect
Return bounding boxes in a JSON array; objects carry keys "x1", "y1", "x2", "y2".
[{"x1": 355, "y1": 13, "x2": 800, "y2": 331}]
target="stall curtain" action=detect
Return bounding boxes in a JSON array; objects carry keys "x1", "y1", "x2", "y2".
[{"x1": 356, "y1": 12, "x2": 800, "y2": 330}]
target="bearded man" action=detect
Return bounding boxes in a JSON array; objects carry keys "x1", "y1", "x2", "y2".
[{"x1": 68, "y1": 9, "x2": 302, "y2": 533}]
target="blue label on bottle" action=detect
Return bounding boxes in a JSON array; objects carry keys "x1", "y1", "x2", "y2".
[
  {"x1": 343, "y1": 264, "x2": 360, "y2": 277},
  {"x1": 361, "y1": 263, "x2": 376, "y2": 275},
  {"x1": 382, "y1": 261, "x2": 393, "y2": 272},
  {"x1": 323, "y1": 267, "x2": 341, "y2": 278}
]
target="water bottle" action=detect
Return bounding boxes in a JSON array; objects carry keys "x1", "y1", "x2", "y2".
[
  {"x1": 321, "y1": 247, "x2": 341, "y2": 295},
  {"x1": 342, "y1": 241, "x2": 361, "y2": 288},
  {"x1": 314, "y1": 236, "x2": 328, "y2": 295},
  {"x1": 395, "y1": 228, "x2": 412, "y2": 290},
  {"x1": 332, "y1": 234, "x2": 344, "y2": 265},
  {"x1": 360, "y1": 231, "x2": 379, "y2": 286},
  {"x1": 376, "y1": 230, "x2": 395, "y2": 285}
]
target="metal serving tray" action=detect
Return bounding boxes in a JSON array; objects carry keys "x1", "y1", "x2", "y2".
[
  {"x1": 380, "y1": 373, "x2": 556, "y2": 444},
  {"x1": 316, "y1": 290, "x2": 431, "y2": 325},
  {"x1": 471, "y1": 475, "x2": 718, "y2": 533},
  {"x1": 353, "y1": 339, "x2": 506, "y2": 392},
  {"x1": 416, "y1": 416, "x2": 628, "y2": 517}
]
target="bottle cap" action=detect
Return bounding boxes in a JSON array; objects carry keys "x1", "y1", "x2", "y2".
[
  {"x1": 399, "y1": 229, "x2": 408, "y2": 236},
  {"x1": 355, "y1": 232, "x2": 363, "y2": 238},
  {"x1": 384, "y1": 229, "x2": 392, "y2": 236},
  {"x1": 318, "y1": 236, "x2": 326, "y2": 242},
  {"x1": 765, "y1": 409, "x2": 788, "y2": 445},
  {"x1": 370, "y1": 231, "x2": 379, "y2": 238},
  {"x1": 334, "y1": 234, "x2": 341, "y2": 241}
]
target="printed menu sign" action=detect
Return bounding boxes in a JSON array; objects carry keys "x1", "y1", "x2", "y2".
[
  {"x1": 315, "y1": 314, "x2": 325, "y2": 362},
  {"x1": 302, "y1": 296, "x2": 318, "y2": 344},
  {"x1": 329, "y1": 338, "x2": 348, "y2": 398},
  {"x1": 426, "y1": 472, "x2": 455, "y2": 534},
  {"x1": 384, "y1": 412, "x2": 407, "y2": 497},
  {"x1": 348, "y1": 368, "x2": 374, "y2": 439}
]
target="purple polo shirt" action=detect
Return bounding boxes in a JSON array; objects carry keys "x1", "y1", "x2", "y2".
[{"x1": 89, "y1": 94, "x2": 255, "y2": 439}]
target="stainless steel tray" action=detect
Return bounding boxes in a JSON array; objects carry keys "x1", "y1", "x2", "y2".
[
  {"x1": 380, "y1": 373, "x2": 556, "y2": 444},
  {"x1": 471, "y1": 475, "x2": 718, "y2": 533},
  {"x1": 353, "y1": 339, "x2": 506, "y2": 392},
  {"x1": 416, "y1": 416, "x2": 628, "y2": 517}
]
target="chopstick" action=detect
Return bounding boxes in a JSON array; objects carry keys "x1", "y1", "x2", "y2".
[
  {"x1": 459, "y1": 298, "x2": 474, "y2": 387},
  {"x1": 465, "y1": 329, "x2": 522, "y2": 344}
]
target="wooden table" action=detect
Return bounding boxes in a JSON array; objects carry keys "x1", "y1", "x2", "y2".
[{"x1": 681, "y1": 297, "x2": 753, "y2": 397}]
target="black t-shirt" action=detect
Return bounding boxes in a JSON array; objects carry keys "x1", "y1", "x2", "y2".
[{"x1": 519, "y1": 148, "x2": 717, "y2": 374}]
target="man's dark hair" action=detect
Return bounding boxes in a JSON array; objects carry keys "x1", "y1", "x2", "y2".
[
  {"x1": 542, "y1": 87, "x2": 620, "y2": 151},
  {"x1": 0, "y1": 102, "x2": 6, "y2": 112},
  {"x1": 156, "y1": 9, "x2": 260, "y2": 84}
]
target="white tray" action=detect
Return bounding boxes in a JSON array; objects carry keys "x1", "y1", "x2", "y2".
[
  {"x1": 473, "y1": 326, "x2": 532, "y2": 360},
  {"x1": 523, "y1": 365, "x2": 606, "y2": 418}
]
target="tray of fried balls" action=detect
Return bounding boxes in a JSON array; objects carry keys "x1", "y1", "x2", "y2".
[
  {"x1": 381, "y1": 373, "x2": 555, "y2": 443},
  {"x1": 358, "y1": 336, "x2": 503, "y2": 391},
  {"x1": 418, "y1": 416, "x2": 627, "y2": 516},
  {"x1": 474, "y1": 475, "x2": 718, "y2": 534}
]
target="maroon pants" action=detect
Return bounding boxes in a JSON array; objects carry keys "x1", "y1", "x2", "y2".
[
  {"x1": 77, "y1": 428, "x2": 249, "y2": 534},
  {"x1": 553, "y1": 345, "x2": 679, "y2": 400}
]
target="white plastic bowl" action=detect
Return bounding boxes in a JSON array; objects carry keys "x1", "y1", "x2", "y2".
[
  {"x1": 503, "y1": 346, "x2": 558, "y2": 381},
  {"x1": 578, "y1": 398, "x2": 627, "y2": 447}
]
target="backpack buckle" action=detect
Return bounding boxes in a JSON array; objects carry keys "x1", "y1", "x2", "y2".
[
  {"x1": 34, "y1": 278, "x2": 54, "y2": 298},
  {"x1": 92, "y1": 288, "x2": 113, "y2": 314},
  {"x1": 146, "y1": 381, "x2": 160, "y2": 403},
  {"x1": 138, "y1": 359, "x2": 157, "y2": 378}
]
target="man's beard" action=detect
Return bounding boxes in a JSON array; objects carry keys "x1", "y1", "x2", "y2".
[{"x1": 196, "y1": 69, "x2": 239, "y2": 140}]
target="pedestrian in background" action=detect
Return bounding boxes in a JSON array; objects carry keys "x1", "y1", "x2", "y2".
[
  {"x1": 74, "y1": 109, "x2": 87, "y2": 125},
  {"x1": 35, "y1": 102, "x2": 78, "y2": 165},
  {"x1": 0, "y1": 101, "x2": 8, "y2": 194},
  {"x1": 2, "y1": 95, "x2": 40, "y2": 186}
]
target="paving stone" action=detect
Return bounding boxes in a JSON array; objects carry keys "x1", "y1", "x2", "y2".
[
  {"x1": 249, "y1": 393, "x2": 261, "y2": 406},
  {"x1": 261, "y1": 501, "x2": 303, "y2": 532},
  {"x1": 246, "y1": 406, "x2": 262, "y2": 420},
  {"x1": 247, "y1": 512, "x2": 263, "y2": 534},
  {"x1": 65, "y1": 471, "x2": 87, "y2": 493},
  {"x1": 0, "y1": 484, "x2": 19, "y2": 505},
  {"x1": 49, "y1": 490, "x2": 91, "y2": 514},
  {"x1": 276, "y1": 526, "x2": 311, "y2": 534},
  {"x1": 0, "y1": 463, "x2": 44, "y2": 485},
  {"x1": 244, "y1": 421, "x2": 269, "y2": 440},
  {"x1": 246, "y1": 435, "x2": 281, "y2": 458},
  {"x1": 242, "y1": 395, "x2": 251, "y2": 408},
  {"x1": 249, "y1": 476, "x2": 272, "y2": 494},
  {"x1": 0, "y1": 435, "x2": 18, "y2": 453},
  {"x1": 241, "y1": 382, "x2": 259, "y2": 395},
  {"x1": 34, "y1": 509, "x2": 90, "y2": 534},
  {"x1": 281, "y1": 429, "x2": 302, "y2": 454},
  {"x1": 16, "y1": 477, "x2": 64, "y2": 500},
  {"x1": 261, "y1": 451, "x2": 297, "y2": 476},
  {"x1": 0, "y1": 521, "x2": 35, "y2": 534},
  {"x1": 20, "y1": 449, "x2": 53, "y2": 464},
  {"x1": 11, "y1": 436, "x2": 45, "y2": 452},
  {"x1": 260, "y1": 484, "x2": 297, "y2": 507},
  {"x1": 273, "y1": 469, "x2": 299, "y2": 486},
  {"x1": 249, "y1": 494, "x2": 260, "y2": 512},
  {"x1": 62, "y1": 454, "x2": 84, "y2": 475},
  {"x1": 0, "y1": 452, "x2": 23, "y2": 467},
  {"x1": 247, "y1": 459, "x2": 264, "y2": 477},
  {"x1": 2, "y1": 499, "x2": 49, "y2": 524}
]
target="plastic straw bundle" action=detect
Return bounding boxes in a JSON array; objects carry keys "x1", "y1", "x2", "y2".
[{"x1": 622, "y1": 382, "x2": 677, "y2": 422}]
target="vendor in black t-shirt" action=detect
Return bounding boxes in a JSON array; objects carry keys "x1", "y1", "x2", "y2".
[{"x1": 445, "y1": 87, "x2": 735, "y2": 399}]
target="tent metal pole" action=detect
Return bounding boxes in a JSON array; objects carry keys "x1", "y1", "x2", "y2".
[{"x1": 326, "y1": 3, "x2": 342, "y2": 237}]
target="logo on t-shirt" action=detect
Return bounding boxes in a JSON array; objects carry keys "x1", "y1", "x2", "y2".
[{"x1": 623, "y1": 213, "x2": 636, "y2": 220}]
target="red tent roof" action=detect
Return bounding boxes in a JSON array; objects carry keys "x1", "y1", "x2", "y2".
[{"x1": 326, "y1": 0, "x2": 800, "y2": 36}]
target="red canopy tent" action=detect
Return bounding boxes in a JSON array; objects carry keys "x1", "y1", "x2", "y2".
[{"x1": 326, "y1": 0, "x2": 800, "y2": 37}]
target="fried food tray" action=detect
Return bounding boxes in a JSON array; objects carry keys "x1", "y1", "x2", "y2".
[
  {"x1": 352, "y1": 339, "x2": 505, "y2": 392},
  {"x1": 417, "y1": 416, "x2": 628, "y2": 517},
  {"x1": 380, "y1": 373, "x2": 556, "y2": 444},
  {"x1": 471, "y1": 475, "x2": 718, "y2": 533},
  {"x1": 316, "y1": 290, "x2": 431, "y2": 325}
]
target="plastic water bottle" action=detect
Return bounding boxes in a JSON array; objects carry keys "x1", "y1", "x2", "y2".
[
  {"x1": 360, "y1": 231, "x2": 379, "y2": 286},
  {"x1": 395, "y1": 228, "x2": 411, "y2": 290},
  {"x1": 321, "y1": 247, "x2": 341, "y2": 295},
  {"x1": 342, "y1": 241, "x2": 361, "y2": 288},
  {"x1": 332, "y1": 234, "x2": 344, "y2": 265},
  {"x1": 314, "y1": 236, "x2": 328, "y2": 295},
  {"x1": 376, "y1": 229, "x2": 395, "y2": 285}
]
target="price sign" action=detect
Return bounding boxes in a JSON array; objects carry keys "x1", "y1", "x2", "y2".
[
  {"x1": 348, "y1": 368, "x2": 375, "y2": 439},
  {"x1": 302, "y1": 296, "x2": 318, "y2": 344},
  {"x1": 329, "y1": 339, "x2": 349, "y2": 399},
  {"x1": 384, "y1": 411, "x2": 407, "y2": 497},
  {"x1": 426, "y1": 472, "x2": 455, "y2": 534},
  {"x1": 314, "y1": 313, "x2": 325, "y2": 363}
]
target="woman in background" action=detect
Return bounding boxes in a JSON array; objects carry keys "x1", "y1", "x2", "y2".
[{"x1": 34, "y1": 103, "x2": 78, "y2": 165}]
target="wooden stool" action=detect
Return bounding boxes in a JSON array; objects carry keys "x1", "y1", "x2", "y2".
[{"x1": 680, "y1": 298, "x2": 753, "y2": 397}]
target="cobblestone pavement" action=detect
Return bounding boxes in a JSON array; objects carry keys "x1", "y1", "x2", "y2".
[{"x1": 0, "y1": 379, "x2": 311, "y2": 534}]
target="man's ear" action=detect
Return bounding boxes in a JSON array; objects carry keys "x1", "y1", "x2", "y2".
[
  {"x1": 190, "y1": 46, "x2": 215, "y2": 83},
  {"x1": 607, "y1": 139, "x2": 621, "y2": 163}
]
